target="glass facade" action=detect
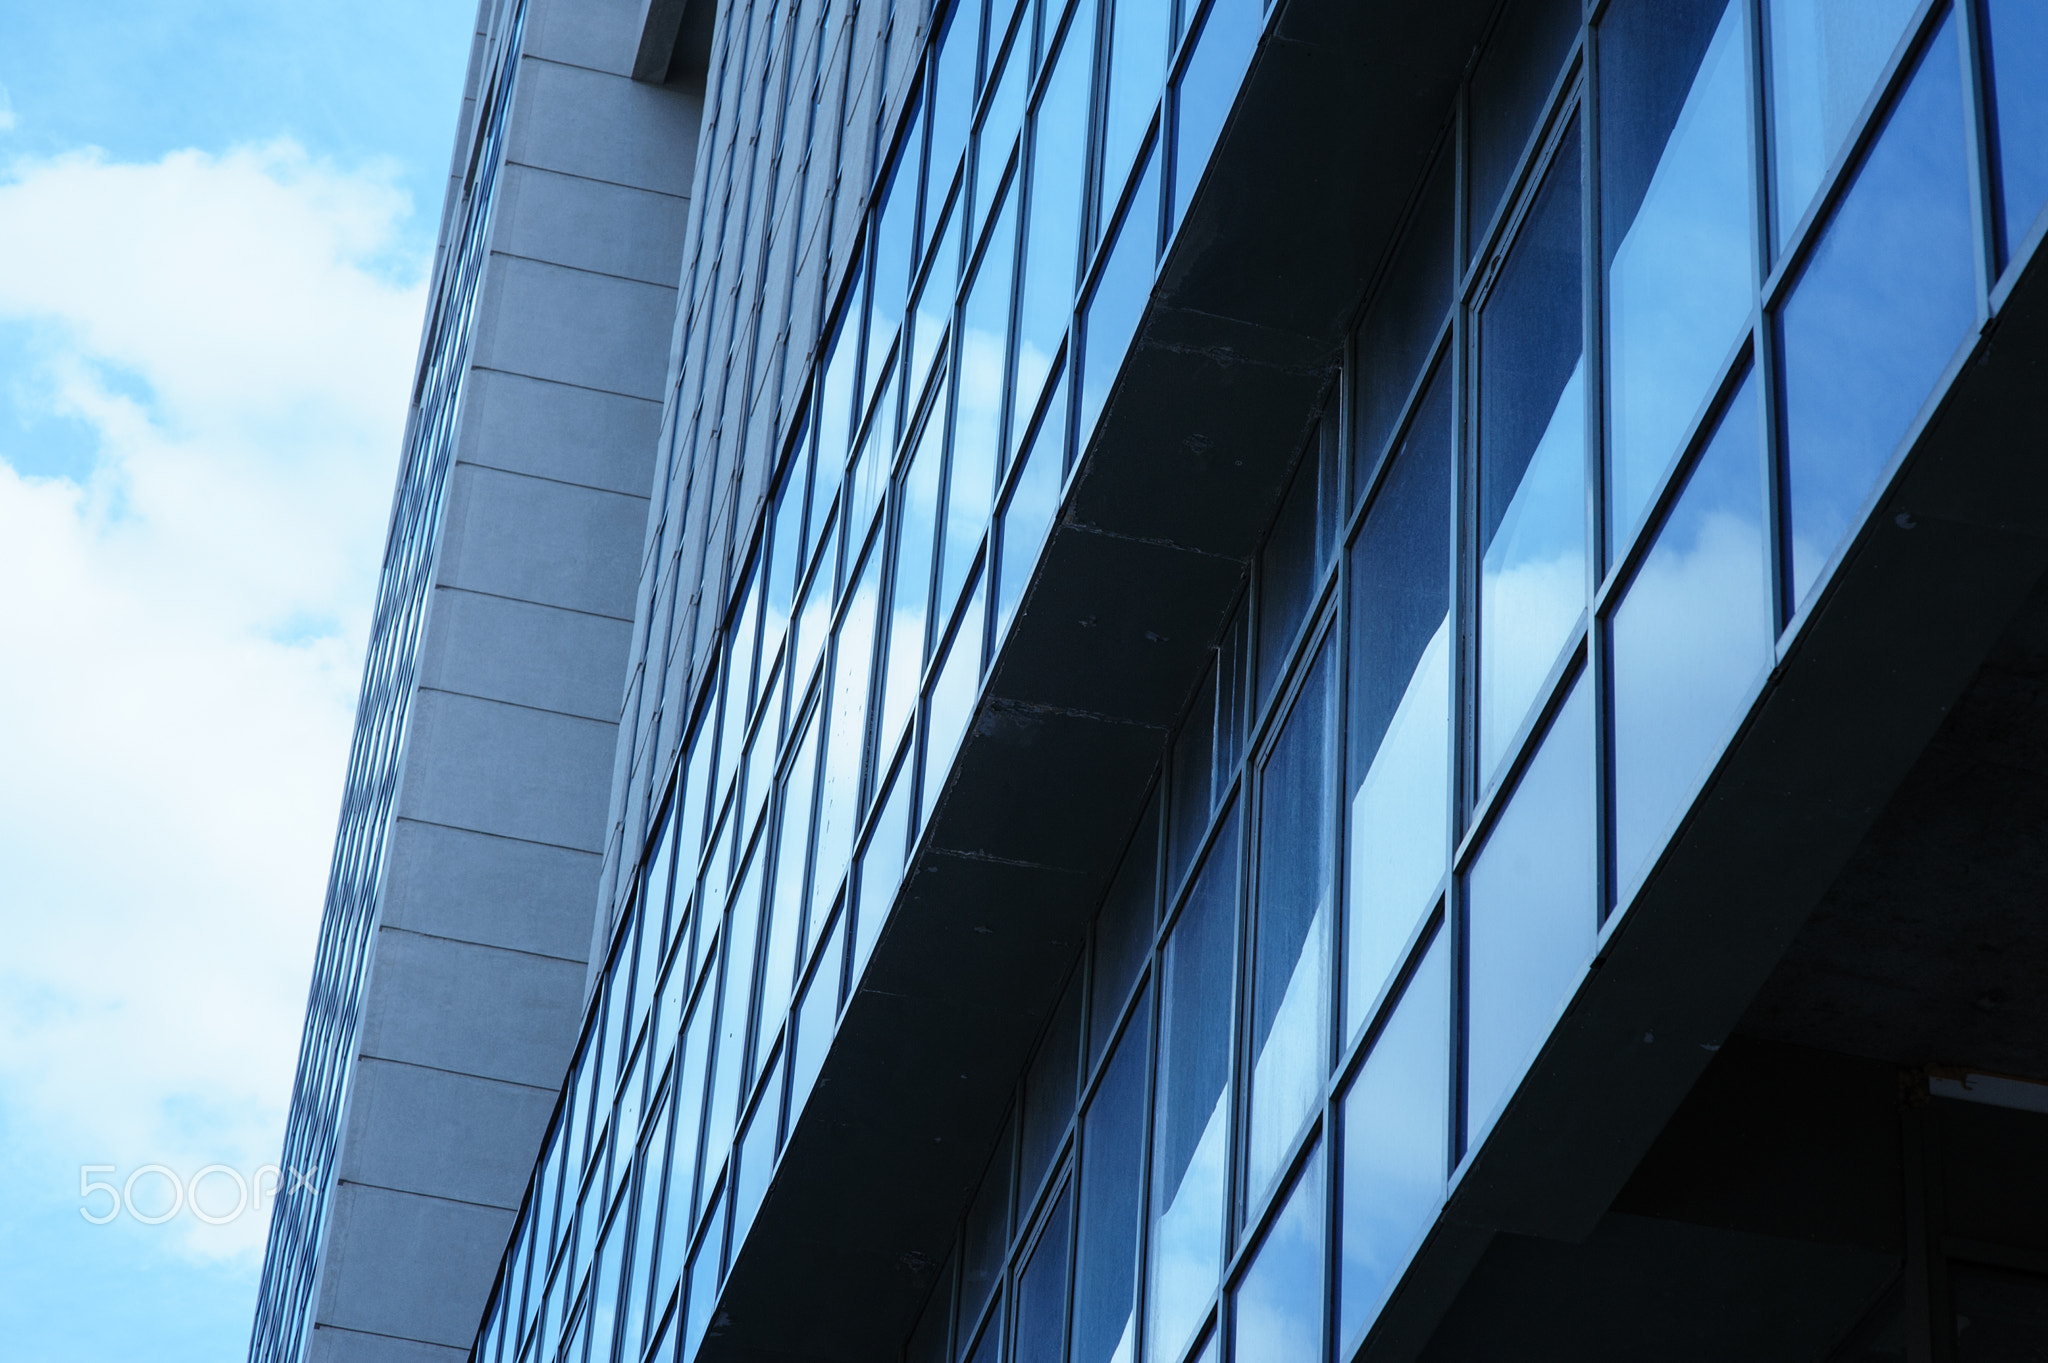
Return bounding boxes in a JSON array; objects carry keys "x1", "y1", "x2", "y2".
[{"x1": 468, "y1": 0, "x2": 2046, "y2": 1361}]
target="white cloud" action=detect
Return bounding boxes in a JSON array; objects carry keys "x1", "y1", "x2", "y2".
[{"x1": 0, "y1": 140, "x2": 426, "y2": 1260}]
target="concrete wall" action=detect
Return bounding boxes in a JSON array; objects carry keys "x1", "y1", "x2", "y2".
[{"x1": 298, "y1": 1, "x2": 702, "y2": 1358}]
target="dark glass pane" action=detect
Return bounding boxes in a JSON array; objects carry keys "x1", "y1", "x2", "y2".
[
  {"x1": 1338, "y1": 929, "x2": 1449, "y2": 1350},
  {"x1": 1022, "y1": 969, "x2": 1083, "y2": 1200},
  {"x1": 1104, "y1": 0, "x2": 1170, "y2": 220},
  {"x1": 1464, "y1": 671, "x2": 1595, "y2": 1140},
  {"x1": 1072, "y1": 990, "x2": 1149, "y2": 1363},
  {"x1": 963, "y1": 1294, "x2": 1001, "y2": 1363},
  {"x1": 1171, "y1": 0, "x2": 1261, "y2": 230},
  {"x1": 1247, "y1": 640, "x2": 1334, "y2": 1201},
  {"x1": 1354, "y1": 146, "x2": 1452, "y2": 485},
  {"x1": 1983, "y1": 0, "x2": 2048, "y2": 263},
  {"x1": 1080, "y1": 143, "x2": 1160, "y2": 443},
  {"x1": 1146, "y1": 804, "x2": 1237, "y2": 1363},
  {"x1": 997, "y1": 369, "x2": 1067, "y2": 639},
  {"x1": 1013, "y1": 1184, "x2": 1074, "y2": 1363},
  {"x1": 1231, "y1": 1143, "x2": 1324, "y2": 1363},
  {"x1": 1089, "y1": 785, "x2": 1159, "y2": 1068},
  {"x1": 1768, "y1": 0, "x2": 1920, "y2": 251},
  {"x1": 930, "y1": 0, "x2": 985, "y2": 239},
  {"x1": 883, "y1": 387, "x2": 948, "y2": 750},
  {"x1": 1600, "y1": 0, "x2": 1755, "y2": 546},
  {"x1": 1952, "y1": 1261, "x2": 2048, "y2": 1361},
  {"x1": 961, "y1": 1119, "x2": 1015, "y2": 1348},
  {"x1": 944, "y1": 185, "x2": 1018, "y2": 617},
  {"x1": 1256, "y1": 446, "x2": 1320, "y2": 709},
  {"x1": 1347, "y1": 362, "x2": 1451, "y2": 1037},
  {"x1": 1217, "y1": 599, "x2": 1249, "y2": 783},
  {"x1": 1780, "y1": 14, "x2": 1975, "y2": 605},
  {"x1": 1612, "y1": 371, "x2": 1768, "y2": 896},
  {"x1": 1467, "y1": 0, "x2": 1580, "y2": 261},
  {"x1": 1017, "y1": 1, "x2": 1094, "y2": 423},
  {"x1": 923, "y1": 573, "x2": 988, "y2": 826},
  {"x1": 1167, "y1": 653, "x2": 1218, "y2": 891},
  {"x1": 1477, "y1": 118, "x2": 1585, "y2": 785}
]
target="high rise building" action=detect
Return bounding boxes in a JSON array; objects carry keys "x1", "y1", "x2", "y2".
[{"x1": 255, "y1": 0, "x2": 2048, "y2": 1360}]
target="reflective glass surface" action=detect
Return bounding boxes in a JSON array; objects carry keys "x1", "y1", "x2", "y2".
[
  {"x1": 1346, "y1": 365, "x2": 1451, "y2": 1036},
  {"x1": 1464, "y1": 672, "x2": 1595, "y2": 1139},
  {"x1": 1081, "y1": 144, "x2": 1160, "y2": 442},
  {"x1": 997, "y1": 374, "x2": 1066, "y2": 637},
  {"x1": 946, "y1": 188, "x2": 1018, "y2": 616},
  {"x1": 1983, "y1": 0, "x2": 2048, "y2": 262},
  {"x1": 1767, "y1": 0, "x2": 1920, "y2": 250},
  {"x1": 1338, "y1": 929, "x2": 1449, "y2": 1349},
  {"x1": 1467, "y1": 0, "x2": 1581, "y2": 260},
  {"x1": 1246, "y1": 641, "x2": 1333, "y2": 1201},
  {"x1": 1780, "y1": 13, "x2": 1975, "y2": 605},
  {"x1": 1104, "y1": 0, "x2": 1170, "y2": 217},
  {"x1": 1601, "y1": 0, "x2": 1755, "y2": 546},
  {"x1": 1477, "y1": 120, "x2": 1585, "y2": 785},
  {"x1": 1231, "y1": 1145, "x2": 1324, "y2": 1363},
  {"x1": 1611, "y1": 371, "x2": 1768, "y2": 895},
  {"x1": 1354, "y1": 149, "x2": 1452, "y2": 482},
  {"x1": 1016, "y1": 2, "x2": 1091, "y2": 423},
  {"x1": 1172, "y1": 0, "x2": 1261, "y2": 230},
  {"x1": 884, "y1": 391, "x2": 948, "y2": 749},
  {"x1": 924, "y1": 574, "x2": 988, "y2": 826},
  {"x1": 1147, "y1": 806, "x2": 1237, "y2": 1363},
  {"x1": 1072, "y1": 993, "x2": 1148, "y2": 1363},
  {"x1": 1014, "y1": 1185, "x2": 1073, "y2": 1363}
]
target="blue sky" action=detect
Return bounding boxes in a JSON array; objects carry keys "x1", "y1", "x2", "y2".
[{"x1": 0, "y1": 4, "x2": 473, "y2": 1359}]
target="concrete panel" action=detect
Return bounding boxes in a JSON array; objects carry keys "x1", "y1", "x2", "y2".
[
  {"x1": 418, "y1": 585, "x2": 634, "y2": 721},
  {"x1": 315, "y1": 1180, "x2": 517, "y2": 1349},
  {"x1": 522, "y1": 0, "x2": 646, "y2": 79},
  {"x1": 493, "y1": 161, "x2": 688, "y2": 287},
  {"x1": 506, "y1": 55, "x2": 701, "y2": 196},
  {"x1": 306, "y1": 1323, "x2": 467, "y2": 1363},
  {"x1": 396, "y1": 688, "x2": 616, "y2": 852},
  {"x1": 470, "y1": 252, "x2": 677, "y2": 401},
  {"x1": 357, "y1": 927, "x2": 585, "y2": 1089},
  {"x1": 337, "y1": 1056, "x2": 558, "y2": 1209},
  {"x1": 437, "y1": 462, "x2": 645, "y2": 620},
  {"x1": 457, "y1": 367, "x2": 660, "y2": 497},
  {"x1": 381, "y1": 816, "x2": 600, "y2": 960}
]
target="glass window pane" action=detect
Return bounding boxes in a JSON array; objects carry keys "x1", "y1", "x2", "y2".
[
  {"x1": 1780, "y1": 12, "x2": 1976, "y2": 606},
  {"x1": 1146, "y1": 804, "x2": 1238, "y2": 1363},
  {"x1": 961, "y1": 1118, "x2": 1014, "y2": 1349},
  {"x1": 765, "y1": 450, "x2": 808, "y2": 654},
  {"x1": 682, "y1": 1187, "x2": 725, "y2": 1356},
  {"x1": 706, "y1": 848, "x2": 764, "y2": 1162},
  {"x1": 1601, "y1": 0, "x2": 1756, "y2": 546},
  {"x1": 789, "y1": 909, "x2": 844, "y2": 1115},
  {"x1": 763, "y1": 710, "x2": 819, "y2": 1020},
  {"x1": 911, "y1": 192, "x2": 958, "y2": 402},
  {"x1": 1017, "y1": 0, "x2": 1095, "y2": 427},
  {"x1": 930, "y1": 0, "x2": 984, "y2": 239},
  {"x1": 997, "y1": 370, "x2": 1068, "y2": 640},
  {"x1": 873, "y1": 108, "x2": 923, "y2": 377},
  {"x1": 1104, "y1": 0, "x2": 1170, "y2": 217},
  {"x1": 1231, "y1": 1143, "x2": 1324, "y2": 1363},
  {"x1": 922, "y1": 573, "x2": 988, "y2": 826},
  {"x1": 852, "y1": 754, "x2": 911, "y2": 983},
  {"x1": 1345, "y1": 364, "x2": 1451, "y2": 1038},
  {"x1": 624, "y1": 1091, "x2": 672, "y2": 1361},
  {"x1": 1767, "y1": 0, "x2": 1921, "y2": 251},
  {"x1": 1464, "y1": 671, "x2": 1595, "y2": 1141},
  {"x1": 1022, "y1": 969, "x2": 1083, "y2": 1201},
  {"x1": 1983, "y1": 0, "x2": 2048, "y2": 264},
  {"x1": 1477, "y1": 119, "x2": 1585, "y2": 786},
  {"x1": 1168, "y1": 652, "x2": 1218, "y2": 893},
  {"x1": 1014, "y1": 1184, "x2": 1075, "y2": 1363},
  {"x1": 1338, "y1": 928, "x2": 1448, "y2": 1349},
  {"x1": 1246, "y1": 641, "x2": 1334, "y2": 1202},
  {"x1": 1172, "y1": 0, "x2": 1262, "y2": 231},
  {"x1": 974, "y1": 22, "x2": 1028, "y2": 241},
  {"x1": 945, "y1": 188, "x2": 1019, "y2": 616},
  {"x1": 1072, "y1": 989, "x2": 1149, "y2": 1363},
  {"x1": 884, "y1": 386, "x2": 949, "y2": 751},
  {"x1": 588, "y1": 1199, "x2": 625, "y2": 1360},
  {"x1": 1466, "y1": 0, "x2": 1581, "y2": 261},
  {"x1": 1080, "y1": 143, "x2": 1160, "y2": 443},
  {"x1": 792, "y1": 515, "x2": 838, "y2": 694},
  {"x1": 663, "y1": 981, "x2": 713, "y2": 1280},
  {"x1": 1256, "y1": 449, "x2": 1320, "y2": 709},
  {"x1": 730, "y1": 1044, "x2": 783, "y2": 1252},
  {"x1": 816, "y1": 282, "x2": 861, "y2": 521},
  {"x1": 1089, "y1": 785, "x2": 1159, "y2": 1069},
  {"x1": 1354, "y1": 147, "x2": 1452, "y2": 486},
  {"x1": 849, "y1": 364, "x2": 897, "y2": 550},
  {"x1": 812, "y1": 540, "x2": 883, "y2": 935},
  {"x1": 1612, "y1": 371, "x2": 1768, "y2": 894}
]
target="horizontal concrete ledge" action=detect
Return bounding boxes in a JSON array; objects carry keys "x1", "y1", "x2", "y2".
[
  {"x1": 1363, "y1": 161, "x2": 2048, "y2": 1361},
  {"x1": 698, "y1": 0, "x2": 1497, "y2": 1357}
]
